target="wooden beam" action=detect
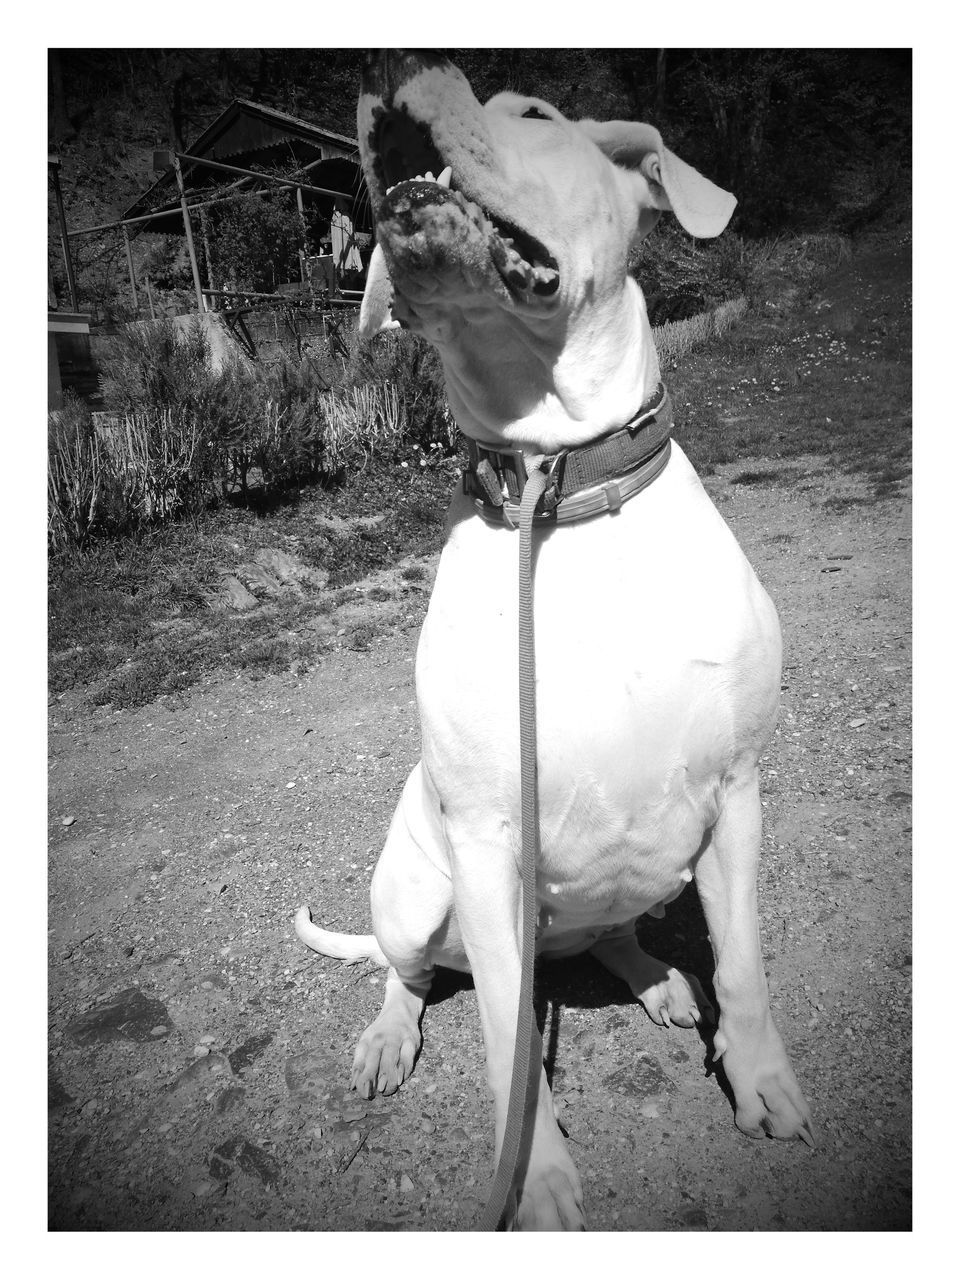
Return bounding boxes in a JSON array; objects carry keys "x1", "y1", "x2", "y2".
[
  {"x1": 175, "y1": 151, "x2": 352, "y2": 199},
  {"x1": 70, "y1": 185, "x2": 284, "y2": 238},
  {"x1": 122, "y1": 224, "x2": 139, "y2": 311},
  {"x1": 49, "y1": 159, "x2": 79, "y2": 311},
  {"x1": 173, "y1": 154, "x2": 206, "y2": 313}
]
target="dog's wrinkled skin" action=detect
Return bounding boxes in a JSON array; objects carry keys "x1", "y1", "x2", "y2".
[{"x1": 297, "y1": 51, "x2": 813, "y2": 1231}]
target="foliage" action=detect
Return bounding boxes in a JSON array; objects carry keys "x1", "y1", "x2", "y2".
[
  {"x1": 206, "y1": 190, "x2": 308, "y2": 294},
  {"x1": 664, "y1": 49, "x2": 911, "y2": 234},
  {"x1": 98, "y1": 315, "x2": 212, "y2": 411},
  {"x1": 138, "y1": 235, "x2": 195, "y2": 293},
  {"x1": 49, "y1": 313, "x2": 459, "y2": 549},
  {"x1": 337, "y1": 328, "x2": 457, "y2": 456},
  {"x1": 48, "y1": 394, "x2": 111, "y2": 549},
  {"x1": 631, "y1": 222, "x2": 851, "y2": 323},
  {"x1": 652, "y1": 298, "x2": 748, "y2": 371}
]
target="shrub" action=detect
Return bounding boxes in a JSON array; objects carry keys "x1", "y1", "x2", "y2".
[
  {"x1": 336, "y1": 326, "x2": 457, "y2": 457},
  {"x1": 215, "y1": 352, "x2": 328, "y2": 494},
  {"x1": 631, "y1": 223, "x2": 851, "y2": 322},
  {"x1": 98, "y1": 317, "x2": 213, "y2": 414},
  {"x1": 207, "y1": 191, "x2": 306, "y2": 294},
  {"x1": 652, "y1": 296, "x2": 748, "y2": 370},
  {"x1": 48, "y1": 393, "x2": 115, "y2": 549}
]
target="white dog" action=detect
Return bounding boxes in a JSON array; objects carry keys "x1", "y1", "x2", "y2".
[{"x1": 297, "y1": 50, "x2": 813, "y2": 1231}]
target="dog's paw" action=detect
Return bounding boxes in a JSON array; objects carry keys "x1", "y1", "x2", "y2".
[
  {"x1": 714, "y1": 1021, "x2": 816, "y2": 1147},
  {"x1": 637, "y1": 966, "x2": 714, "y2": 1029},
  {"x1": 350, "y1": 1011, "x2": 421, "y2": 1100},
  {"x1": 510, "y1": 1158, "x2": 586, "y2": 1231}
]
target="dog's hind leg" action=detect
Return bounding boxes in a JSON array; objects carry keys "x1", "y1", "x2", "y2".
[
  {"x1": 590, "y1": 926, "x2": 713, "y2": 1029},
  {"x1": 350, "y1": 765, "x2": 461, "y2": 1100},
  {"x1": 694, "y1": 766, "x2": 815, "y2": 1145}
]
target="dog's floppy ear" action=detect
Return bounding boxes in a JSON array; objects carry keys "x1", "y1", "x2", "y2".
[
  {"x1": 580, "y1": 120, "x2": 736, "y2": 239},
  {"x1": 359, "y1": 242, "x2": 401, "y2": 340}
]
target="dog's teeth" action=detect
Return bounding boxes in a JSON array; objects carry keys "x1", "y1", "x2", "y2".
[
  {"x1": 532, "y1": 265, "x2": 560, "y2": 295},
  {"x1": 425, "y1": 171, "x2": 435, "y2": 182},
  {"x1": 437, "y1": 166, "x2": 453, "y2": 188}
]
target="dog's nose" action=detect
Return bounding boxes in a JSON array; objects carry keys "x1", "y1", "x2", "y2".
[{"x1": 361, "y1": 49, "x2": 452, "y2": 102}]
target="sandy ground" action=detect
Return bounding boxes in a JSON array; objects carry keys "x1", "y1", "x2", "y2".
[{"x1": 48, "y1": 259, "x2": 911, "y2": 1234}]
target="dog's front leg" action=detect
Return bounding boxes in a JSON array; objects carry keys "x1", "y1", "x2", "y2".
[
  {"x1": 449, "y1": 838, "x2": 585, "y2": 1231},
  {"x1": 695, "y1": 766, "x2": 815, "y2": 1145}
]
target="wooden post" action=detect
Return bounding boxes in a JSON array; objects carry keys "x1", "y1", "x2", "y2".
[
  {"x1": 172, "y1": 153, "x2": 206, "y2": 313},
  {"x1": 199, "y1": 208, "x2": 217, "y2": 309},
  {"x1": 122, "y1": 224, "x2": 139, "y2": 312},
  {"x1": 296, "y1": 186, "x2": 313, "y2": 298},
  {"x1": 49, "y1": 158, "x2": 79, "y2": 311},
  {"x1": 144, "y1": 276, "x2": 157, "y2": 320}
]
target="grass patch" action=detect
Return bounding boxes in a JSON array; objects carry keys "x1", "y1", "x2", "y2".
[
  {"x1": 312, "y1": 454, "x2": 455, "y2": 589},
  {"x1": 821, "y1": 495, "x2": 872, "y2": 513},
  {"x1": 731, "y1": 468, "x2": 800, "y2": 487},
  {"x1": 49, "y1": 451, "x2": 457, "y2": 709},
  {"x1": 668, "y1": 244, "x2": 911, "y2": 497},
  {"x1": 344, "y1": 620, "x2": 385, "y2": 651}
]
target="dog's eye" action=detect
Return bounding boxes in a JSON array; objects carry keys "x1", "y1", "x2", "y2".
[{"x1": 522, "y1": 106, "x2": 551, "y2": 120}]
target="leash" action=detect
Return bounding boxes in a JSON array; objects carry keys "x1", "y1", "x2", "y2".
[
  {"x1": 478, "y1": 464, "x2": 549, "y2": 1231},
  {"x1": 473, "y1": 395, "x2": 674, "y2": 1227}
]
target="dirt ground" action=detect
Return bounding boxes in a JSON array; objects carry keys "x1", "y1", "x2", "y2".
[{"x1": 48, "y1": 250, "x2": 911, "y2": 1233}]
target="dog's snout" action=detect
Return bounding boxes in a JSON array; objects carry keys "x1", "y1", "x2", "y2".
[{"x1": 361, "y1": 49, "x2": 453, "y2": 102}]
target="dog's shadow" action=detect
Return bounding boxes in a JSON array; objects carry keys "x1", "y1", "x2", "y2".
[{"x1": 425, "y1": 885, "x2": 735, "y2": 1113}]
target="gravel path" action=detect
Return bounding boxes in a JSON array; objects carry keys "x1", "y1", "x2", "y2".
[{"x1": 48, "y1": 250, "x2": 911, "y2": 1233}]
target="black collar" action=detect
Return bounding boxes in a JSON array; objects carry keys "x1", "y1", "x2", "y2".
[{"x1": 463, "y1": 383, "x2": 673, "y2": 526}]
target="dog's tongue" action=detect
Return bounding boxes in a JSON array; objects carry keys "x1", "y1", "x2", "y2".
[{"x1": 358, "y1": 242, "x2": 399, "y2": 339}]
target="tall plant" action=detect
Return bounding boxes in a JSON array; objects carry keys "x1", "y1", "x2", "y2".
[{"x1": 207, "y1": 191, "x2": 306, "y2": 293}]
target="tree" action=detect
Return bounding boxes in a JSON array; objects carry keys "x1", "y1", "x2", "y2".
[
  {"x1": 49, "y1": 50, "x2": 75, "y2": 142},
  {"x1": 688, "y1": 50, "x2": 807, "y2": 194}
]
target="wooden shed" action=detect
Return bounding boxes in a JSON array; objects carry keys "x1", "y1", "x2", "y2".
[{"x1": 119, "y1": 98, "x2": 372, "y2": 311}]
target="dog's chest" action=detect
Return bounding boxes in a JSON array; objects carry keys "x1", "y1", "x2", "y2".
[{"x1": 415, "y1": 447, "x2": 779, "y2": 912}]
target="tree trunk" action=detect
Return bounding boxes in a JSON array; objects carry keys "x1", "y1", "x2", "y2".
[
  {"x1": 655, "y1": 49, "x2": 667, "y2": 119},
  {"x1": 217, "y1": 49, "x2": 233, "y2": 99},
  {"x1": 49, "y1": 50, "x2": 75, "y2": 142}
]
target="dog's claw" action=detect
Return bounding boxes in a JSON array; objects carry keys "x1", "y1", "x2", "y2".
[{"x1": 798, "y1": 1119, "x2": 817, "y2": 1149}]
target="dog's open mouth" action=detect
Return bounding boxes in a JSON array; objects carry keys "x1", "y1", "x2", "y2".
[{"x1": 374, "y1": 109, "x2": 560, "y2": 300}]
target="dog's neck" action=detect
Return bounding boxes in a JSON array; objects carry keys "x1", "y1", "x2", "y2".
[{"x1": 433, "y1": 277, "x2": 661, "y2": 457}]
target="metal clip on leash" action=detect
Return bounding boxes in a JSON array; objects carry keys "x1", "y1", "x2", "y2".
[{"x1": 478, "y1": 464, "x2": 549, "y2": 1231}]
